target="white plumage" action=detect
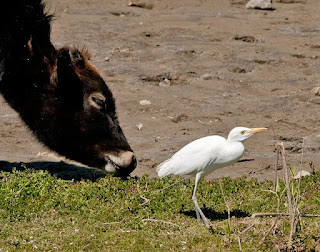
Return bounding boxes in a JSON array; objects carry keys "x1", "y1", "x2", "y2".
[{"x1": 157, "y1": 126, "x2": 267, "y2": 227}]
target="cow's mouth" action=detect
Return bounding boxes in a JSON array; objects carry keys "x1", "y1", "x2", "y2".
[
  {"x1": 104, "y1": 152, "x2": 137, "y2": 177},
  {"x1": 105, "y1": 156, "x2": 120, "y2": 170}
]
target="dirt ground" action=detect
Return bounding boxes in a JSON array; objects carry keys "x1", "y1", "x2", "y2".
[{"x1": 1, "y1": 0, "x2": 320, "y2": 181}]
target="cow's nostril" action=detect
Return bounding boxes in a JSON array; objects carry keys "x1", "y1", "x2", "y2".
[
  {"x1": 131, "y1": 155, "x2": 137, "y2": 168},
  {"x1": 124, "y1": 153, "x2": 137, "y2": 176}
]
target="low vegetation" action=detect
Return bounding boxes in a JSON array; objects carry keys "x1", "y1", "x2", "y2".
[{"x1": 0, "y1": 165, "x2": 319, "y2": 251}]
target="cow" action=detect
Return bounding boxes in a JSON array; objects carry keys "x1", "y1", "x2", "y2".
[{"x1": 0, "y1": 0, "x2": 137, "y2": 177}]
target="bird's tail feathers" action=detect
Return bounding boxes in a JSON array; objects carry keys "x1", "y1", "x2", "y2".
[{"x1": 156, "y1": 159, "x2": 172, "y2": 178}]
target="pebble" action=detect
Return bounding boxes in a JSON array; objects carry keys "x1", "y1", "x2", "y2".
[
  {"x1": 159, "y1": 78, "x2": 171, "y2": 87},
  {"x1": 311, "y1": 86, "x2": 320, "y2": 96},
  {"x1": 294, "y1": 170, "x2": 311, "y2": 179},
  {"x1": 246, "y1": 0, "x2": 272, "y2": 9},
  {"x1": 202, "y1": 73, "x2": 214, "y2": 80},
  {"x1": 139, "y1": 100, "x2": 151, "y2": 105},
  {"x1": 128, "y1": 1, "x2": 153, "y2": 9}
]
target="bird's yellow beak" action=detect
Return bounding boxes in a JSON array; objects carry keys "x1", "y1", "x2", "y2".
[{"x1": 245, "y1": 128, "x2": 268, "y2": 134}]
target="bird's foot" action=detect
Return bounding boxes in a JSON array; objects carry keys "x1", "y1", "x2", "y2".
[{"x1": 203, "y1": 217, "x2": 210, "y2": 228}]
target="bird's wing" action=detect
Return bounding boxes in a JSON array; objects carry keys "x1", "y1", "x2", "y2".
[{"x1": 157, "y1": 136, "x2": 226, "y2": 177}]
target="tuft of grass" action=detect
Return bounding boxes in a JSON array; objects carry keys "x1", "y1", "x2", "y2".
[{"x1": 0, "y1": 167, "x2": 319, "y2": 251}]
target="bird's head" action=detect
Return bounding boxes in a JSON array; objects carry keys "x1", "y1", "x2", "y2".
[{"x1": 227, "y1": 127, "x2": 267, "y2": 142}]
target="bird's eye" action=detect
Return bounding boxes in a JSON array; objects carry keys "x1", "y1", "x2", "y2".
[
  {"x1": 241, "y1": 130, "x2": 246, "y2": 135},
  {"x1": 89, "y1": 92, "x2": 106, "y2": 110}
]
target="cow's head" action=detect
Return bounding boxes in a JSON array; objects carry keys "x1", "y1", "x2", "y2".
[
  {"x1": 45, "y1": 47, "x2": 137, "y2": 177},
  {"x1": 0, "y1": 1, "x2": 137, "y2": 178}
]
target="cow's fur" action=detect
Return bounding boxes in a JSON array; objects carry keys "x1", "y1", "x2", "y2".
[{"x1": 0, "y1": 0, "x2": 137, "y2": 176}]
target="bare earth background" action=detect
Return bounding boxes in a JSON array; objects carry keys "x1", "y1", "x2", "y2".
[{"x1": 1, "y1": 0, "x2": 320, "y2": 181}]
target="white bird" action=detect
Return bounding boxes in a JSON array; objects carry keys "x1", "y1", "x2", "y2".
[{"x1": 156, "y1": 127, "x2": 267, "y2": 227}]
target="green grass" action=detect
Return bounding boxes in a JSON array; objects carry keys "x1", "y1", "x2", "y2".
[{"x1": 0, "y1": 167, "x2": 319, "y2": 251}]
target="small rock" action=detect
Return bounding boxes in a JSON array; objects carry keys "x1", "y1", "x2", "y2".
[
  {"x1": 202, "y1": 73, "x2": 214, "y2": 80},
  {"x1": 128, "y1": 1, "x2": 153, "y2": 9},
  {"x1": 229, "y1": 67, "x2": 248, "y2": 73},
  {"x1": 171, "y1": 113, "x2": 188, "y2": 123},
  {"x1": 159, "y1": 78, "x2": 171, "y2": 87},
  {"x1": 255, "y1": 37, "x2": 265, "y2": 43},
  {"x1": 311, "y1": 86, "x2": 320, "y2": 96},
  {"x1": 139, "y1": 100, "x2": 151, "y2": 105},
  {"x1": 104, "y1": 56, "x2": 109, "y2": 61},
  {"x1": 280, "y1": 26, "x2": 300, "y2": 35},
  {"x1": 246, "y1": 0, "x2": 272, "y2": 9},
  {"x1": 293, "y1": 170, "x2": 311, "y2": 179},
  {"x1": 234, "y1": 35, "x2": 255, "y2": 43}
]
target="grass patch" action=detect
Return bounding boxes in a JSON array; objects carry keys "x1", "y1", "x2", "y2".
[{"x1": 0, "y1": 167, "x2": 319, "y2": 251}]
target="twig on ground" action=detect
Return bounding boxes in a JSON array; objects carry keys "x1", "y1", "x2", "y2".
[
  {"x1": 139, "y1": 177, "x2": 190, "y2": 206},
  {"x1": 142, "y1": 218, "x2": 179, "y2": 227},
  {"x1": 239, "y1": 223, "x2": 256, "y2": 236},
  {"x1": 259, "y1": 218, "x2": 278, "y2": 246},
  {"x1": 238, "y1": 223, "x2": 255, "y2": 251},
  {"x1": 252, "y1": 213, "x2": 320, "y2": 218},
  {"x1": 140, "y1": 195, "x2": 150, "y2": 205},
  {"x1": 238, "y1": 236, "x2": 242, "y2": 251},
  {"x1": 151, "y1": 176, "x2": 190, "y2": 195},
  {"x1": 97, "y1": 222, "x2": 121, "y2": 225}
]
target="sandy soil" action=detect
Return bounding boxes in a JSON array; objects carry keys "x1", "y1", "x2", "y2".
[{"x1": 1, "y1": 0, "x2": 320, "y2": 181}]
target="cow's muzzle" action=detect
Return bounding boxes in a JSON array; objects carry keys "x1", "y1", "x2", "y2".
[{"x1": 104, "y1": 151, "x2": 137, "y2": 177}]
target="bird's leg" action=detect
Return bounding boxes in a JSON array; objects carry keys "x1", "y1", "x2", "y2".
[
  {"x1": 194, "y1": 197, "x2": 201, "y2": 222},
  {"x1": 192, "y1": 174, "x2": 209, "y2": 227},
  {"x1": 192, "y1": 194, "x2": 209, "y2": 227},
  {"x1": 192, "y1": 182, "x2": 201, "y2": 222}
]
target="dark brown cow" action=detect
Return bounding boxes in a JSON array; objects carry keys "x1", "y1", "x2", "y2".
[{"x1": 0, "y1": 0, "x2": 137, "y2": 177}]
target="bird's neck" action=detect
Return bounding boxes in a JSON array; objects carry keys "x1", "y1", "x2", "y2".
[{"x1": 222, "y1": 140, "x2": 245, "y2": 163}]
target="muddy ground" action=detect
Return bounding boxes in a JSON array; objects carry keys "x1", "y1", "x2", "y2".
[{"x1": 1, "y1": 0, "x2": 320, "y2": 181}]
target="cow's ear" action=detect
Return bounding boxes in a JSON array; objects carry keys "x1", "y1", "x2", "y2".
[
  {"x1": 69, "y1": 48, "x2": 86, "y2": 68},
  {"x1": 57, "y1": 48, "x2": 84, "y2": 111}
]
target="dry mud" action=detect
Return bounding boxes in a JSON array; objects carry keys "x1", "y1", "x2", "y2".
[{"x1": 1, "y1": 0, "x2": 320, "y2": 181}]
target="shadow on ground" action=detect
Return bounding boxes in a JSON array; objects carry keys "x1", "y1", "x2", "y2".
[
  {"x1": 0, "y1": 160, "x2": 106, "y2": 181},
  {"x1": 182, "y1": 207, "x2": 250, "y2": 221}
]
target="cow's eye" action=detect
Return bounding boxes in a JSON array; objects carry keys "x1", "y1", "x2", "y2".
[
  {"x1": 89, "y1": 92, "x2": 106, "y2": 109},
  {"x1": 92, "y1": 96, "x2": 105, "y2": 108}
]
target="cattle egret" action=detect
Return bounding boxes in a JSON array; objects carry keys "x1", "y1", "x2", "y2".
[{"x1": 156, "y1": 127, "x2": 268, "y2": 227}]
